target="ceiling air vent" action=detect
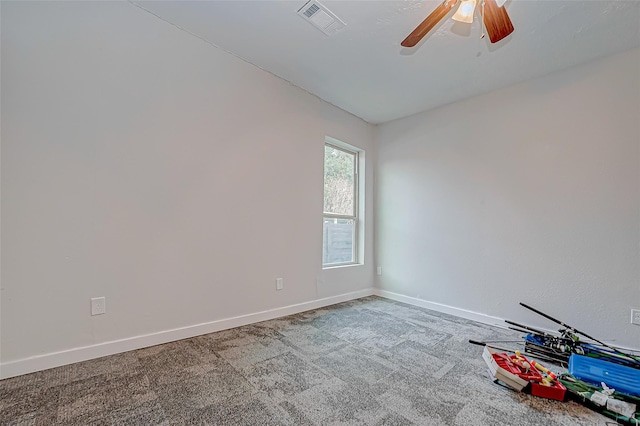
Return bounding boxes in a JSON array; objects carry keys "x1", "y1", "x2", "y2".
[{"x1": 297, "y1": 0, "x2": 346, "y2": 36}]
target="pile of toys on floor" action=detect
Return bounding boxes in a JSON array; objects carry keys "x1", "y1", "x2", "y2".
[{"x1": 472, "y1": 303, "x2": 640, "y2": 425}]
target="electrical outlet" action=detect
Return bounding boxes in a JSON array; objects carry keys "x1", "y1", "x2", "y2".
[
  {"x1": 631, "y1": 309, "x2": 640, "y2": 326},
  {"x1": 91, "y1": 297, "x2": 106, "y2": 316},
  {"x1": 276, "y1": 278, "x2": 283, "y2": 291},
  {"x1": 376, "y1": 267, "x2": 382, "y2": 276}
]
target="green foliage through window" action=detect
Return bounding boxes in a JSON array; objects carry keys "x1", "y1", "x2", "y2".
[{"x1": 324, "y1": 145, "x2": 355, "y2": 216}]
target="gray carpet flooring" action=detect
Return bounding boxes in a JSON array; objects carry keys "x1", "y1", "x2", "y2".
[{"x1": 0, "y1": 296, "x2": 613, "y2": 425}]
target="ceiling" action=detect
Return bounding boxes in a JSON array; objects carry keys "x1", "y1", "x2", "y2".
[{"x1": 134, "y1": 0, "x2": 640, "y2": 124}]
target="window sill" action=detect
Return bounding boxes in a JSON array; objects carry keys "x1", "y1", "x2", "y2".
[{"x1": 322, "y1": 263, "x2": 363, "y2": 270}]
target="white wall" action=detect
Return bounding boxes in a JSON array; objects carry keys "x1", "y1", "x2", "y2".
[
  {"x1": 376, "y1": 48, "x2": 640, "y2": 350},
  {"x1": 1, "y1": 1, "x2": 375, "y2": 377}
]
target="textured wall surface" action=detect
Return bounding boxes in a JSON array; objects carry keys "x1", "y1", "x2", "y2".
[
  {"x1": 1, "y1": 1, "x2": 374, "y2": 368},
  {"x1": 376, "y1": 48, "x2": 640, "y2": 350}
]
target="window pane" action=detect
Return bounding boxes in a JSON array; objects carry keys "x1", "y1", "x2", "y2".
[
  {"x1": 323, "y1": 218, "x2": 355, "y2": 265},
  {"x1": 324, "y1": 145, "x2": 355, "y2": 216}
]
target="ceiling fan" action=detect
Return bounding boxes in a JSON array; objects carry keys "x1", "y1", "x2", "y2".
[{"x1": 401, "y1": 0, "x2": 514, "y2": 47}]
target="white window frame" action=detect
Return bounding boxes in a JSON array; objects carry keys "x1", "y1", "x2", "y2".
[{"x1": 322, "y1": 140, "x2": 359, "y2": 268}]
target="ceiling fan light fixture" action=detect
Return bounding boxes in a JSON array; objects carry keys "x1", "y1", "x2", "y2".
[{"x1": 452, "y1": 0, "x2": 477, "y2": 23}]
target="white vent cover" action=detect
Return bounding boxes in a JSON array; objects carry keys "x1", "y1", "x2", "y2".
[{"x1": 297, "y1": 0, "x2": 346, "y2": 36}]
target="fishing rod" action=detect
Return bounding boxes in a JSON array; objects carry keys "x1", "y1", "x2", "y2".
[
  {"x1": 520, "y1": 302, "x2": 640, "y2": 365},
  {"x1": 508, "y1": 325, "x2": 578, "y2": 349},
  {"x1": 508, "y1": 325, "x2": 574, "y2": 344},
  {"x1": 521, "y1": 329, "x2": 638, "y2": 366},
  {"x1": 505, "y1": 320, "x2": 567, "y2": 340},
  {"x1": 520, "y1": 303, "x2": 600, "y2": 342},
  {"x1": 506, "y1": 320, "x2": 585, "y2": 355},
  {"x1": 510, "y1": 323, "x2": 582, "y2": 361},
  {"x1": 506, "y1": 317, "x2": 634, "y2": 366},
  {"x1": 468, "y1": 340, "x2": 561, "y2": 365},
  {"x1": 508, "y1": 326, "x2": 538, "y2": 335},
  {"x1": 510, "y1": 318, "x2": 632, "y2": 358},
  {"x1": 468, "y1": 339, "x2": 517, "y2": 352}
]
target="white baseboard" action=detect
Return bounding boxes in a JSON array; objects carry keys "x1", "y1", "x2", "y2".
[
  {"x1": 373, "y1": 289, "x2": 640, "y2": 353},
  {"x1": 373, "y1": 289, "x2": 507, "y2": 329},
  {"x1": 1, "y1": 288, "x2": 375, "y2": 380}
]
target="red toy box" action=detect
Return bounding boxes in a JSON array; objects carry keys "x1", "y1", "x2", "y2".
[
  {"x1": 531, "y1": 380, "x2": 567, "y2": 401},
  {"x1": 483, "y1": 346, "x2": 541, "y2": 391},
  {"x1": 483, "y1": 346, "x2": 567, "y2": 401}
]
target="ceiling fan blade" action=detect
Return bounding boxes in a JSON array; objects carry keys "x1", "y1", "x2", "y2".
[
  {"x1": 401, "y1": 0, "x2": 457, "y2": 47},
  {"x1": 483, "y1": 0, "x2": 514, "y2": 43}
]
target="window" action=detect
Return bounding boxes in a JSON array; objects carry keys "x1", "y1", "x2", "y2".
[{"x1": 323, "y1": 142, "x2": 359, "y2": 266}]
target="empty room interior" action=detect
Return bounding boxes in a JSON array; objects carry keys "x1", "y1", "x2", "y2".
[{"x1": 1, "y1": 0, "x2": 639, "y2": 425}]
